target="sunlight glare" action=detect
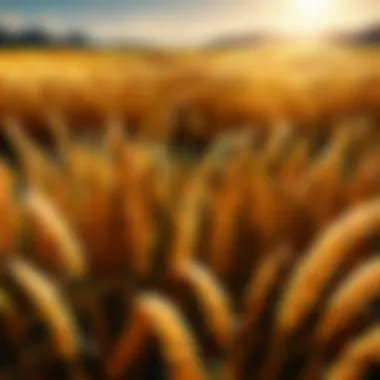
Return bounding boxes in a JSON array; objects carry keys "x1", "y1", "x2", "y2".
[
  {"x1": 297, "y1": 0, "x2": 327, "y2": 18},
  {"x1": 292, "y1": 0, "x2": 330, "y2": 36}
]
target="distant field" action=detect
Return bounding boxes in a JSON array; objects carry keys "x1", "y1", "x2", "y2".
[{"x1": 0, "y1": 45, "x2": 378, "y2": 141}]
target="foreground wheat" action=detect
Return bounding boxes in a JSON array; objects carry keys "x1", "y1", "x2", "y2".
[{"x1": 0, "y1": 116, "x2": 379, "y2": 379}]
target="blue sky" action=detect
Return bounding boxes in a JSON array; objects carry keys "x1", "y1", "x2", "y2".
[
  {"x1": 0, "y1": 0, "x2": 378, "y2": 45},
  {"x1": 0, "y1": 0, "x2": 230, "y2": 16}
]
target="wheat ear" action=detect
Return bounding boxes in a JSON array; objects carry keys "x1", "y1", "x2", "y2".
[
  {"x1": 258, "y1": 199, "x2": 380, "y2": 380},
  {"x1": 2, "y1": 117, "x2": 44, "y2": 186},
  {"x1": 8, "y1": 258, "x2": 81, "y2": 360},
  {"x1": 277, "y1": 198, "x2": 380, "y2": 337},
  {"x1": 176, "y1": 261, "x2": 233, "y2": 352},
  {"x1": 324, "y1": 327, "x2": 380, "y2": 380},
  {"x1": 317, "y1": 256, "x2": 380, "y2": 348},
  {"x1": 25, "y1": 189, "x2": 87, "y2": 278},
  {"x1": 106, "y1": 293, "x2": 206, "y2": 380}
]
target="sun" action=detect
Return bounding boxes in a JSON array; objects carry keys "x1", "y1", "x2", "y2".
[
  {"x1": 291, "y1": 0, "x2": 330, "y2": 36},
  {"x1": 297, "y1": 0, "x2": 327, "y2": 18}
]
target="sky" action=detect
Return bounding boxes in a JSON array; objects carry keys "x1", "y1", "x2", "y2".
[{"x1": 0, "y1": 0, "x2": 378, "y2": 45}]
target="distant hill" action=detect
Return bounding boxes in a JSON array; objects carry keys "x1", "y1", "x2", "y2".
[
  {"x1": 335, "y1": 24, "x2": 380, "y2": 45},
  {"x1": 206, "y1": 23, "x2": 380, "y2": 49},
  {"x1": 0, "y1": 24, "x2": 91, "y2": 48},
  {"x1": 206, "y1": 32, "x2": 269, "y2": 49},
  {"x1": 0, "y1": 21, "x2": 378, "y2": 49},
  {"x1": 0, "y1": 23, "x2": 162, "y2": 50}
]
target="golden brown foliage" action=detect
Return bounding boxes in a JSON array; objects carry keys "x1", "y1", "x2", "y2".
[{"x1": 0, "y1": 55, "x2": 379, "y2": 379}]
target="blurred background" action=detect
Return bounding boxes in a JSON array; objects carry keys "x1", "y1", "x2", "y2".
[{"x1": 0, "y1": 0, "x2": 378, "y2": 48}]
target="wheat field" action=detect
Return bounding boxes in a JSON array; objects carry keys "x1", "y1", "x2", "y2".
[{"x1": 0, "y1": 47, "x2": 379, "y2": 380}]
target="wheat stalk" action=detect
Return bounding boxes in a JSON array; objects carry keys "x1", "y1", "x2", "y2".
[
  {"x1": 279, "y1": 137, "x2": 310, "y2": 196},
  {"x1": 232, "y1": 246, "x2": 293, "y2": 379},
  {"x1": 247, "y1": 154, "x2": 286, "y2": 245},
  {"x1": 302, "y1": 138, "x2": 344, "y2": 228},
  {"x1": 346, "y1": 148, "x2": 380, "y2": 206},
  {"x1": 264, "y1": 121, "x2": 293, "y2": 170},
  {"x1": 2, "y1": 116, "x2": 46, "y2": 187},
  {"x1": 166, "y1": 169, "x2": 205, "y2": 273},
  {"x1": 206, "y1": 165, "x2": 244, "y2": 277},
  {"x1": 102, "y1": 114, "x2": 126, "y2": 158},
  {"x1": 242, "y1": 246, "x2": 293, "y2": 340},
  {"x1": 0, "y1": 161, "x2": 20, "y2": 255},
  {"x1": 0, "y1": 288, "x2": 24, "y2": 345},
  {"x1": 45, "y1": 110, "x2": 71, "y2": 163},
  {"x1": 3, "y1": 116, "x2": 68, "y2": 212}
]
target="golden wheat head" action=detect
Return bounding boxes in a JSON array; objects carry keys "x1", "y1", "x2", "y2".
[
  {"x1": 324, "y1": 327, "x2": 380, "y2": 380},
  {"x1": 8, "y1": 257, "x2": 81, "y2": 360},
  {"x1": 278, "y1": 198, "x2": 380, "y2": 337},
  {"x1": 24, "y1": 188, "x2": 87, "y2": 278},
  {"x1": 107, "y1": 292, "x2": 206, "y2": 380}
]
